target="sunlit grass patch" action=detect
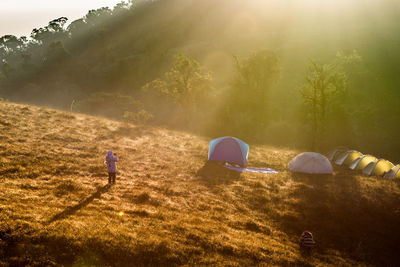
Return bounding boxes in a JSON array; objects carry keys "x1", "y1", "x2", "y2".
[{"x1": 0, "y1": 102, "x2": 399, "y2": 266}]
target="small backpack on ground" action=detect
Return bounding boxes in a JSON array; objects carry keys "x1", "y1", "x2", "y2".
[{"x1": 300, "y1": 231, "x2": 316, "y2": 248}]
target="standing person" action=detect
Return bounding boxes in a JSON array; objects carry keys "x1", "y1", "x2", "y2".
[{"x1": 105, "y1": 150, "x2": 118, "y2": 184}]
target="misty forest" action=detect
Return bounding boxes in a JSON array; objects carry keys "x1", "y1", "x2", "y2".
[
  {"x1": 1, "y1": 0, "x2": 399, "y2": 159},
  {"x1": 1, "y1": 0, "x2": 400, "y2": 266}
]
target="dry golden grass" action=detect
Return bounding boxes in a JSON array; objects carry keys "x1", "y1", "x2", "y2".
[{"x1": 1, "y1": 101, "x2": 400, "y2": 266}]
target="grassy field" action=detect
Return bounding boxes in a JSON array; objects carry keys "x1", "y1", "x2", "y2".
[{"x1": 1, "y1": 101, "x2": 400, "y2": 266}]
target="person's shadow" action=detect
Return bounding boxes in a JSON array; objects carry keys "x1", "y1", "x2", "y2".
[
  {"x1": 196, "y1": 161, "x2": 241, "y2": 187},
  {"x1": 47, "y1": 184, "x2": 111, "y2": 224}
]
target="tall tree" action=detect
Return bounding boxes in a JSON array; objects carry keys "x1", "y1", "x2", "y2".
[
  {"x1": 300, "y1": 51, "x2": 361, "y2": 150},
  {"x1": 226, "y1": 50, "x2": 280, "y2": 138},
  {"x1": 0, "y1": 35, "x2": 25, "y2": 54},
  {"x1": 143, "y1": 54, "x2": 212, "y2": 107},
  {"x1": 142, "y1": 54, "x2": 212, "y2": 127},
  {"x1": 31, "y1": 17, "x2": 68, "y2": 45}
]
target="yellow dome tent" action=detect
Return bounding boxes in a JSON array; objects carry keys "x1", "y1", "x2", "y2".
[
  {"x1": 383, "y1": 165, "x2": 400, "y2": 179},
  {"x1": 349, "y1": 155, "x2": 378, "y2": 170},
  {"x1": 335, "y1": 150, "x2": 363, "y2": 166},
  {"x1": 363, "y1": 159, "x2": 394, "y2": 176}
]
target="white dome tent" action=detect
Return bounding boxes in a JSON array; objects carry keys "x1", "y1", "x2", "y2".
[{"x1": 289, "y1": 152, "x2": 333, "y2": 174}]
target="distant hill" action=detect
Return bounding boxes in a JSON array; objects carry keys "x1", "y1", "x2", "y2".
[{"x1": 1, "y1": 101, "x2": 400, "y2": 266}]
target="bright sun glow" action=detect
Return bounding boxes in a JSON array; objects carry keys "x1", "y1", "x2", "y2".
[{"x1": 0, "y1": 0, "x2": 124, "y2": 36}]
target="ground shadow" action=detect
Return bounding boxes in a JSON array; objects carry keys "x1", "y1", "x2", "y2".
[
  {"x1": 196, "y1": 161, "x2": 241, "y2": 187},
  {"x1": 47, "y1": 184, "x2": 111, "y2": 224},
  {"x1": 274, "y1": 169, "x2": 400, "y2": 265}
]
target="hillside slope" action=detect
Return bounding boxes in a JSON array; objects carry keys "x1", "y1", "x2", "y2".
[{"x1": 1, "y1": 101, "x2": 400, "y2": 266}]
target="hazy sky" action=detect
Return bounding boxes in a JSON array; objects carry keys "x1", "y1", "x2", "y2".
[{"x1": 0, "y1": 0, "x2": 124, "y2": 37}]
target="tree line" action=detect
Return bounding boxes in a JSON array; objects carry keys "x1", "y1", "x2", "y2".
[{"x1": 1, "y1": 0, "x2": 400, "y2": 161}]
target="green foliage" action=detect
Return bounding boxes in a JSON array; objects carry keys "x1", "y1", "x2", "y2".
[
  {"x1": 0, "y1": 35, "x2": 25, "y2": 54},
  {"x1": 48, "y1": 17, "x2": 69, "y2": 32},
  {"x1": 113, "y1": 1, "x2": 131, "y2": 14},
  {"x1": 85, "y1": 7, "x2": 112, "y2": 27},
  {"x1": 222, "y1": 50, "x2": 280, "y2": 140},
  {"x1": 143, "y1": 54, "x2": 212, "y2": 107},
  {"x1": 44, "y1": 41, "x2": 69, "y2": 63},
  {"x1": 31, "y1": 17, "x2": 69, "y2": 44},
  {"x1": 142, "y1": 54, "x2": 213, "y2": 128},
  {"x1": 300, "y1": 51, "x2": 361, "y2": 150}
]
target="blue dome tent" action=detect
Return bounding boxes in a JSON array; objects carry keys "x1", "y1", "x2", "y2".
[{"x1": 208, "y1": 137, "x2": 249, "y2": 166}]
